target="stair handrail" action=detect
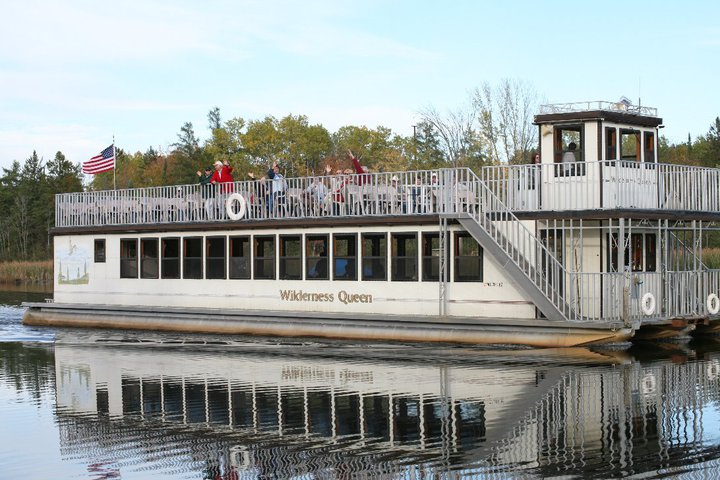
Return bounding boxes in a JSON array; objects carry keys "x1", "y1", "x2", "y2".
[{"x1": 438, "y1": 168, "x2": 572, "y2": 320}]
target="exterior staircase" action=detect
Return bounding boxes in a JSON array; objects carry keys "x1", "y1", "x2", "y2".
[{"x1": 437, "y1": 169, "x2": 575, "y2": 323}]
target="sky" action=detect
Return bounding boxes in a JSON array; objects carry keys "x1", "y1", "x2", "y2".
[{"x1": 1, "y1": 0, "x2": 718, "y2": 171}]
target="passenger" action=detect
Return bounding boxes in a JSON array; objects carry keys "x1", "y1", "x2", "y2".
[
  {"x1": 562, "y1": 142, "x2": 577, "y2": 175},
  {"x1": 196, "y1": 165, "x2": 214, "y2": 219},
  {"x1": 306, "y1": 177, "x2": 327, "y2": 214},
  {"x1": 210, "y1": 159, "x2": 234, "y2": 191},
  {"x1": 347, "y1": 149, "x2": 370, "y2": 183},
  {"x1": 266, "y1": 162, "x2": 287, "y2": 216},
  {"x1": 411, "y1": 177, "x2": 425, "y2": 213}
]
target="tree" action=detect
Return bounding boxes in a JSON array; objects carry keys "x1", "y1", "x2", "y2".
[
  {"x1": 473, "y1": 78, "x2": 540, "y2": 164},
  {"x1": 420, "y1": 104, "x2": 486, "y2": 168}
]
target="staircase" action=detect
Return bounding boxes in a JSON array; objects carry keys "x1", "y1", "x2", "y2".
[{"x1": 437, "y1": 168, "x2": 575, "y2": 323}]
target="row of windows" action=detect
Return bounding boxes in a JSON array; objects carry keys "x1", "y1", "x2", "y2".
[{"x1": 107, "y1": 232, "x2": 483, "y2": 282}]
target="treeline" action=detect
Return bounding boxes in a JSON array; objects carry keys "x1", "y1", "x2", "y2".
[
  {"x1": 0, "y1": 151, "x2": 83, "y2": 261},
  {"x1": 1, "y1": 79, "x2": 719, "y2": 262}
]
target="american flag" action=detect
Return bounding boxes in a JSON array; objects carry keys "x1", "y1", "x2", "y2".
[{"x1": 83, "y1": 145, "x2": 115, "y2": 174}]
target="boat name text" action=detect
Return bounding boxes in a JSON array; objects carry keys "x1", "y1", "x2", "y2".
[{"x1": 279, "y1": 289, "x2": 373, "y2": 304}]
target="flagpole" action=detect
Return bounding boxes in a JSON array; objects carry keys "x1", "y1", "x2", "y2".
[{"x1": 112, "y1": 134, "x2": 116, "y2": 190}]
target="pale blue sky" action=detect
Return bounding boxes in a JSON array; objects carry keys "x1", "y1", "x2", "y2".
[{"x1": 1, "y1": 0, "x2": 718, "y2": 171}]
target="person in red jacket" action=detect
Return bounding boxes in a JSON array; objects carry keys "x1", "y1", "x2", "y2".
[
  {"x1": 347, "y1": 149, "x2": 369, "y2": 184},
  {"x1": 210, "y1": 159, "x2": 234, "y2": 193}
]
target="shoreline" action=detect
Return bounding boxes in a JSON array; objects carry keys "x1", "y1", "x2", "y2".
[{"x1": 0, "y1": 260, "x2": 53, "y2": 286}]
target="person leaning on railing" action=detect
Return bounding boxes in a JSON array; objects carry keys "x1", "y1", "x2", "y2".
[{"x1": 266, "y1": 161, "x2": 287, "y2": 216}]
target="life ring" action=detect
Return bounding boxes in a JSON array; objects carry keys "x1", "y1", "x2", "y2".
[
  {"x1": 640, "y1": 292, "x2": 656, "y2": 316},
  {"x1": 641, "y1": 373, "x2": 656, "y2": 395},
  {"x1": 707, "y1": 293, "x2": 720, "y2": 315},
  {"x1": 225, "y1": 193, "x2": 247, "y2": 220}
]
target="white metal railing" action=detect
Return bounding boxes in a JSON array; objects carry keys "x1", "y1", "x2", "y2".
[
  {"x1": 56, "y1": 170, "x2": 446, "y2": 228},
  {"x1": 539, "y1": 101, "x2": 658, "y2": 117},
  {"x1": 452, "y1": 169, "x2": 582, "y2": 322},
  {"x1": 480, "y1": 160, "x2": 720, "y2": 213}
]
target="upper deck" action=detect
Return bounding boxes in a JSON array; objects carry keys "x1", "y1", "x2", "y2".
[{"x1": 54, "y1": 164, "x2": 720, "y2": 231}]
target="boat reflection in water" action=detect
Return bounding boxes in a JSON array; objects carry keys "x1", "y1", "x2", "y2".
[{"x1": 54, "y1": 334, "x2": 720, "y2": 478}]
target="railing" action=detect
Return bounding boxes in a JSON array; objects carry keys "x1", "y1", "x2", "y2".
[
  {"x1": 450, "y1": 169, "x2": 580, "y2": 322},
  {"x1": 56, "y1": 170, "x2": 445, "y2": 228},
  {"x1": 539, "y1": 101, "x2": 658, "y2": 117},
  {"x1": 480, "y1": 160, "x2": 720, "y2": 213}
]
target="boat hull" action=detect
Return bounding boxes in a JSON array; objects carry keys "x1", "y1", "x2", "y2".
[{"x1": 23, "y1": 302, "x2": 633, "y2": 348}]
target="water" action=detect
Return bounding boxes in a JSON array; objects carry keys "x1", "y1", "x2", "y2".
[{"x1": 2, "y1": 291, "x2": 720, "y2": 479}]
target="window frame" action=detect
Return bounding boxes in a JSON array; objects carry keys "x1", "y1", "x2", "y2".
[
  {"x1": 161, "y1": 237, "x2": 180, "y2": 279},
  {"x1": 229, "y1": 236, "x2": 251, "y2": 279},
  {"x1": 120, "y1": 238, "x2": 138, "y2": 279},
  {"x1": 254, "y1": 235, "x2": 276, "y2": 280},
  {"x1": 306, "y1": 234, "x2": 329, "y2": 280},
  {"x1": 140, "y1": 237, "x2": 159, "y2": 279},
  {"x1": 279, "y1": 235, "x2": 302, "y2": 280},
  {"x1": 361, "y1": 233, "x2": 387, "y2": 281},
  {"x1": 94, "y1": 239, "x2": 106, "y2": 263},
  {"x1": 206, "y1": 235, "x2": 227, "y2": 280},
  {"x1": 391, "y1": 232, "x2": 418, "y2": 282},
  {"x1": 183, "y1": 236, "x2": 203, "y2": 279},
  {"x1": 454, "y1": 232, "x2": 483, "y2": 282},
  {"x1": 333, "y1": 233, "x2": 357, "y2": 281}
]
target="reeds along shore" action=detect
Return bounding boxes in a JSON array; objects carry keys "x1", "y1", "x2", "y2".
[{"x1": 0, "y1": 260, "x2": 53, "y2": 285}]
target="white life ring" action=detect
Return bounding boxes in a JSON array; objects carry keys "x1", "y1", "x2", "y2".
[
  {"x1": 641, "y1": 373, "x2": 657, "y2": 395},
  {"x1": 225, "y1": 193, "x2": 247, "y2": 220},
  {"x1": 640, "y1": 292, "x2": 656, "y2": 316},
  {"x1": 707, "y1": 293, "x2": 720, "y2": 315}
]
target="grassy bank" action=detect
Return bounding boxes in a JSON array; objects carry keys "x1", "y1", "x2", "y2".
[
  {"x1": 0, "y1": 260, "x2": 53, "y2": 285},
  {"x1": 704, "y1": 248, "x2": 720, "y2": 269}
]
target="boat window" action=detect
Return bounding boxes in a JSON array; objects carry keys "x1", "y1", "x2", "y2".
[
  {"x1": 454, "y1": 232, "x2": 483, "y2": 282},
  {"x1": 254, "y1": 235, "x2": 276, "y2": 280},
  {"x1": 645, "y1": 234, "x2": 657, "y2": 272},
  {"x1": 306, "y1": 235, "x2": 329, "y2": 280},
  {"x1": 161, "y1": 238, "x2": 180, "y2": 279},
  {"x1": 644, "y1": 132, "x2": 656, "y2": 163},
  {"x1": 94, "y1": 239, "x2": 106, "y2": 263},
  {"x1": 183, "y1": 237, "x2": 203, "y2": 279},
  {"x1": 229, "y1": 236, "x2": 251, "y2": 279},
  {"x1": 554, "y1": 126, "x2": 585, "y2": 176},
  {"x1": 120, "y1": 238, "x2": 138, "y2": 278},
  {"x1": 140, "y1": 238, "x2": 159, "y2": 279},
  {"x1": 333, "y1": 234, "x2": 357, "y2": 281},
  {"x1": 422, "y1": 232, "x2": 440, "y2": 282},
  {"x1": 605, "y1": 127, "x2": 617, "y2": 161},
  {"x1": 391, "y1": 233, "x2": 418, "y2": 281},
  {"x1": 620, "y1": 129, "x2": 640, "y2": 163},
  {"x1": 279, "y1": 236, "x2": 302, "y2": 280},
  {"x1": 361, "y1": 233, "x2": 387, "y2": 281},
  {"x1": 206, "y1": 236, "x2": 226, "y2": 279},
  {"x1": 631, "y1": 233, "x2": 644, "y2": 272}
]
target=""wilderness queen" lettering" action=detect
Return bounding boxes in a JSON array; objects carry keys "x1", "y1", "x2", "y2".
[{"x1": 279, "y1": 289, "x2": 373, "y2": 304}]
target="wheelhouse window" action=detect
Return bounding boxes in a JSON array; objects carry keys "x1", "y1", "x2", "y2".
[
  {"x1": 94, "y1": 239, "x2": 106, "y2": 263},
  {"x1": 620, "y1": 129, "x2": 640, "y2": 162},
  {"x1": 362, "y1": 233, "x2": 386, "y2": 281},
  {"x1": 161, "y1": 238, "x2": 180, "y2": 279},
  {"x1": 605, "y1": 127, "x2": 617, "y2": 160},
  {"x1": 206, "y1": 236, "x2": 226, "y2": 279},
  {"x1": 422, "y1": 232, "x2": 440, "y2": 282},
  {"x1": 454, "y1": 233, "x2": 482, "y2": 282},
  {"x1": 254, "y1": 236, "x2": 275, "y2": 280},
  {"x1": 554, "y1": 126, "x2": 584, "y2": 176},
  {"x1": 333, "y1": 234, "x2": 357, "y2": 281},
  {"x1": 644, "y1": 132, "x2": 656, "y2": 163},
  {"x1": 279, "y1": 235, "x2": 302, "y2": 280},
  {"x1": 183, "y1": 237, "x2": 203, "y2": 279},
  {"x1": 229, "y1": 236, "x2": 251, "y2": 279},
  {"x1": 140, "y1": 238, "x2": 159, "y2": 279},
  {"x1": 120, "y1": 239, "x2": 138, "y2": 278},
  {"x1": 391, "y1": 233, "x2": 417, "y2": 281},
  {"x1": 306, "y1": 235, "x2": 328, "y2": 280}
]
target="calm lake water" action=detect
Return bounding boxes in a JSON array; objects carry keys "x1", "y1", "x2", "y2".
[{"x1": 2, "y1": 290, "x2": 720, "y2": 479}]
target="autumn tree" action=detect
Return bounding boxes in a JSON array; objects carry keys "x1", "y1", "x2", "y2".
[{"x1": 473, "y1": 78, "x2": 540, "y2": 164}]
